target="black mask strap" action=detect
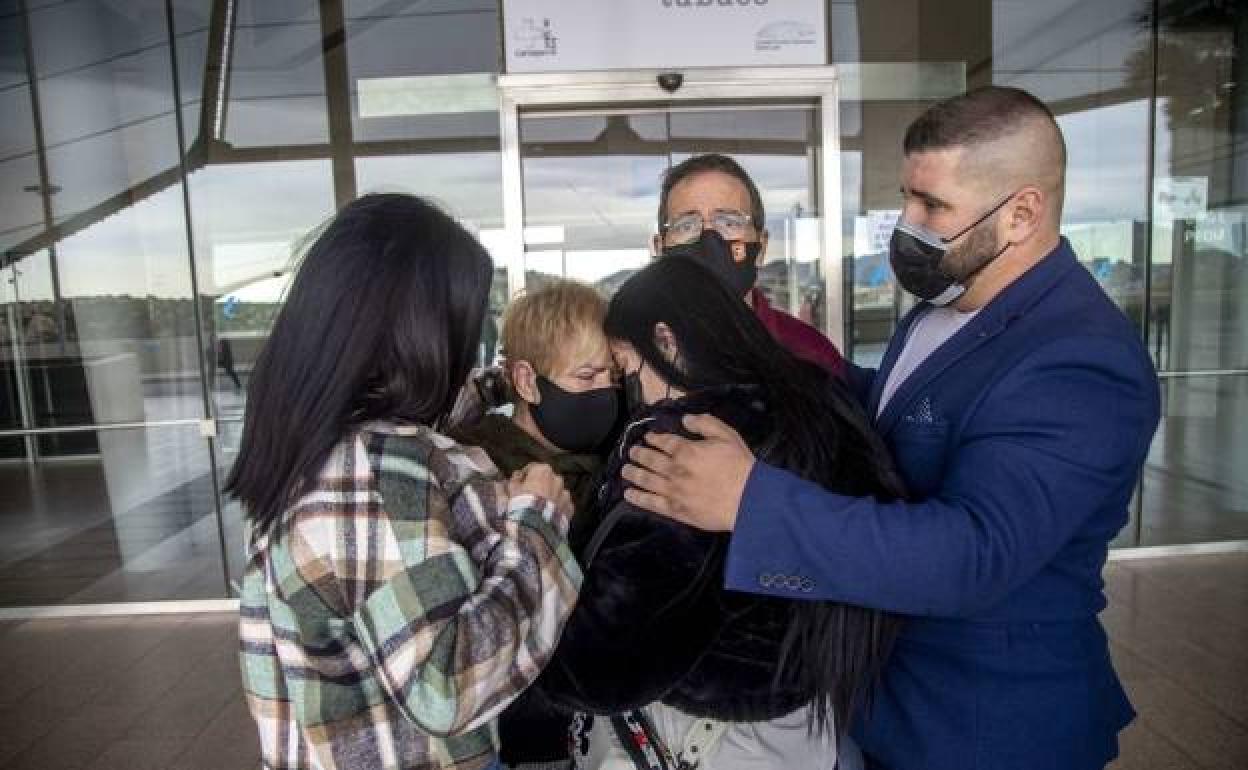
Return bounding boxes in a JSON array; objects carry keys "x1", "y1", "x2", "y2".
[
  {"x1": 942, "y1": 191, "x2": 1017, "y2": 244},
  {"x1": 957, "y1": 238, "x2": 1014, "y2": 285}
]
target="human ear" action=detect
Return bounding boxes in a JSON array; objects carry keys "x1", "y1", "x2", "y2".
[
  {"x1": 1004, "y1": 187, "x2": 1044, "y2": 244},
  {"x1": 650, "y1": 232, "x2": 664, "y2": 257},
  {"x1": 757, "y1": 229, "x2": 769, "y2": 264},
  {"x1": 654, "y1": 322, "x2": 679, "y2": 363},
  {"x1": 510, "y1": 360, "x2": 541, "y2": 404}
]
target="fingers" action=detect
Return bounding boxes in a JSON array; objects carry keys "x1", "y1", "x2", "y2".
[
  {"x1": 522, "y1": 463, "x2": 557, "y2": 494},
  {"x1": 521, "y1": 462, "x2": 553, "y2": 482},
  {"x1": 623, "y1": 487, "x2": 676, "y2": 519},
  {"x1": 643, "y1": 432, "x2": 686, "y2": 456},
  {"x1": 682, "y1": 413, "x2": 740, "y2": 443},
  {"x1": 621, "y1": 462, "x2": 671, "y2": 497},
  {"x1": 628, "y1": 444, "x2": 676, "y2": 476},
  {"x1": 511, "y1": 463, "x2": 567, "y2": 505}
]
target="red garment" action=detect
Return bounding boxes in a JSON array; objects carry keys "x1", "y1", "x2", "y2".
[{"x1": 749, "y1": 288, "x2": 846, "y2": 377}]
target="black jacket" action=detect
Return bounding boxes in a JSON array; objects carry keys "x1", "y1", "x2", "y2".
[{"x1": 539, "y1": 385, "x2": 810, "y2": 723}]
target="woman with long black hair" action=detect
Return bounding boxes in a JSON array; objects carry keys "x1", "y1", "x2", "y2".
[
  {"x1": 230, "y1": 193, "x2": 582, "y2": 770},
  {"x1": 539, "y1": 236, "x2": 905, "y2": 770}
]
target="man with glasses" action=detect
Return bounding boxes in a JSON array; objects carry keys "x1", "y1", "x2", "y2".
[
  {"x1": 654, "y1": 153, "x2": 846, "y2": 376},
  {"x1": 623, "y1": 88, "x2": 1161, "y2": 768}
]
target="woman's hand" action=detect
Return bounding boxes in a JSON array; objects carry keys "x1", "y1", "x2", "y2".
[{"x1": 508, "y1": 463, "x2": 574, "y2": 520}]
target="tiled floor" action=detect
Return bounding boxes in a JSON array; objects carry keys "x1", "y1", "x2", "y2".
[
  {"x1": 0, "y1": 390, "x2": 247, "y2": 608},
  {"x1": 0, "y1": 552, "x2": 1244, "y2": 769},
  {"x1": 1102, "y1": 553, "x2": 1248, "y2": 770},
  {"x1": 0, "y1": 613, "x2": 257, "y2": 770}
]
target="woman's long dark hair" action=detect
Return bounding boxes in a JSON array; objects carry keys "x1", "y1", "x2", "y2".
[
  {"x1": 604, "y1": 256, "x2": 906, "y2": 734},
  {"x1": 226, "y1": 193, "x2": 494, "y2": 534}
]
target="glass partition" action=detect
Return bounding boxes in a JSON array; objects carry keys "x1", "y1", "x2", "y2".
[
  {"x1": 2, "y1": 0, "x2": 1247, "y2": 610},
  {"x1": 1141, "y1": 2, "x2": 1248, "y2": 544},
  {"x1": 517, "y1": 104, "x2": 827, "y2": 329},
  {"x1": 0, "y1": 0, "x2": 222, "y2": 606}
]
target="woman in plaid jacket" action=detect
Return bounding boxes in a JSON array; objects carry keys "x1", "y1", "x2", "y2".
[{"x1": 228, "y1": 194, "x2": 583, "y2": 770}]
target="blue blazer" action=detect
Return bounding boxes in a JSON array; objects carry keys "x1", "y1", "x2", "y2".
[{"x1": 725, "y1": 239, "x2": 1160, "y2": 769}]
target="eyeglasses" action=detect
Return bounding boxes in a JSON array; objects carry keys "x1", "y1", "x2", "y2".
[{"x1": 661, "y1": 209, "x2": 754, "y2": 244}]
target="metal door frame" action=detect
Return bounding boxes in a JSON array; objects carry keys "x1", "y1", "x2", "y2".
[{"x1": 498, "y1": 66, "x2": 846, "y2": 350}]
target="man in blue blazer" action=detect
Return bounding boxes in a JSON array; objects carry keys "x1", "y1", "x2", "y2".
[{"x1": 620, "y1": 86, "x2": 1161, "y2": 768}]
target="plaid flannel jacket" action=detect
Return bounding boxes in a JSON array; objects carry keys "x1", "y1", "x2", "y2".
[{"x1": 239, "y1": 421, "x2": 582, "y2": 770}]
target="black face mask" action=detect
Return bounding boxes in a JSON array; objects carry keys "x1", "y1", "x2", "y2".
[
  {"x1": 663, "y1": 230, "x2": 761, "y2": 298},
  {"x1": 530, "y1": 376, "x2": 620, "y2": 454},
  {"x1": 889, "y1": 193, "x2": 1014, "y2": 306}
]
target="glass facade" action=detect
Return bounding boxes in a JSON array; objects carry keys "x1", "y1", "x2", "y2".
[{"x1": 1, "y1": 0, "x2": 1244, "y2": 607}]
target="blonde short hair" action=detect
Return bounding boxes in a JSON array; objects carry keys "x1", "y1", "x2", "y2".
[{"x1": 501, "y1": 279, "x2": 608, "y2": 377}]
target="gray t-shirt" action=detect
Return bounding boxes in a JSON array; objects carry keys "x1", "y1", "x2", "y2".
[{"x1": 877, "y1": 305, "x2": 980, "y2": 416}]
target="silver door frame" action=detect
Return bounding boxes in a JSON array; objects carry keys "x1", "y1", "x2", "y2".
[{"x1": 497, "y1": 66, "x2": 845, "y2": 350}]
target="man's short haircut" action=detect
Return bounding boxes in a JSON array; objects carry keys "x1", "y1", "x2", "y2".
[
  {"x1": 904, "y1": 86, "x2": 1067, "y2": 176},
  {"x1": 903, "y1": 87, "x2": 1068, "y2": 215},
  {"x1": 658, "y1": 153, "x2": 766, "y2": 234},
  {"x1": 501, "y1": 279, "x2": 607, "y2": 378}
]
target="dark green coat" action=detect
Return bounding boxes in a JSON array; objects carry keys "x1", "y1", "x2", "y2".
[{"x1": 450, "y1": 413, "x2": 602, "y2": 520}]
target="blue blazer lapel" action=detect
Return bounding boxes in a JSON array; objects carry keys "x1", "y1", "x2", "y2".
[
  {"x1": 875, "y1": 314, "x2": 1002, "y2": 436},
  {"x1": 874, "y1": 238, "x2": 1081, "y2": 437}
]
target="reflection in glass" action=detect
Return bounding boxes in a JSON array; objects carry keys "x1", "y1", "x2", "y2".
[
  {"x1": 0, "y1": 424, "x2": 225, "y2": 605},
  {"x1": 1141, "y1": 376, "x2": 1248, "y2": 545},
  {"x1": 520, "y1": 113, "x2": 667, "y2": 293},
  {"x1": 356, "y1": 153, "x2": 502, "y2": 227},
  {"x1": 999, "y1": 2, "x2": 1152, "y2": 342},
  {"x1": 1138, "y1": 2, "x2": 1248, "y2": 544},
  {"x1": 188, "y1": 158, "x2": 335, "y2": 595},
  {"x1": 1058, "y1": 99, "x2": 1152, "y2": 332},
  {"x1": 224, "y1": 0, "x2": 329, "y2": 147},
  {"x1": 0, "y1": 186, "x2": 203, "y2": 461},
  {"x1": 518, "y1": 107, "x2": 827, "y2": 333},
  {"x1": 27, "y1": 0, "x2": 184, "y2": 226},
  {"x1": 0, "y1": 129, "x2": 43, "y2": 256},
  {"x1": 345, "y1": 0, "x2": 500, "y2": 143},
  {"x1": 359, "y1": 154, "x2": 509, "y2": 369},
  {"x1": 844, "y1": 0, "x2": 1152, "y2": 368},
  {"x1": 1150, "y1": 8, "x2": 1248, "y2": 377},
  {"x1": 186, "y1": 160, "x2": 335, "y2": 461}
]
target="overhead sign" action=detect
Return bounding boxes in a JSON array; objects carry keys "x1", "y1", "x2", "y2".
[{"x1": 503, "y1": 0, "x2": 826, "y2": 74}]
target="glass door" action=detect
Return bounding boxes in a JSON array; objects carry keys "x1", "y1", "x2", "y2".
[
  {"x1": 516, "y1": 104, "x2": 825, "y2": 327},
  {"x1": 498, "y1": 68, "x2": 844, "y2": 349}
]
